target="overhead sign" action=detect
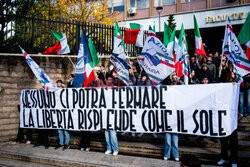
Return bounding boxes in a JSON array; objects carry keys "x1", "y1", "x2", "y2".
[{"x1": 123, "y1": 5, "x2": 250, "y2": 30}]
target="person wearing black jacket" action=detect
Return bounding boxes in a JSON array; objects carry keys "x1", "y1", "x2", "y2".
[
  {"x1": 67, "y1": 74, "x2": 74, "y2": 88},
  {"x1": 11, "y1": 104, "x2": 32, "y2": 145},
  {"x1": 33, "y1": 87, "x2": 49, "y2": 149}
]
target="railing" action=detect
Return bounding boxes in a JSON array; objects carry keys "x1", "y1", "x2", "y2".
[{"x1": 0, "y1": 14, "x2": 150, "y2": 57}]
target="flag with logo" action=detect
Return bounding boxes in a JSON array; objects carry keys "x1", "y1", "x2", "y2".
[
  {"x1": 139, "y1": 29, "x2": 175, "y2": 85},
  {"x1": 19, "y1": 46, "x2": 57, "y2": 91},
  {"x1": 238, "y1": 13, "x2": 250, "y2": 61},
  {"x1": 73, "y1": 30, "x2": 96, "y2": 88},
  {"x1": 222, "y1": 21, "x2": 250, "y2": 82},
  {"x1": 194, "y1": 15, "x2": 206, "y2": 57},
  {"x1": 175, "y1": 24, "x2": 189, "y2": 84},
  {"x1": 110, "y1": 21, "x2": 129, "y2": 86},
  {"x1": 124, "y1": 23, "x2": 144, "y2": 47},
  {"x1": 43, "y1": 30, "x2": 70, "y2": 55}
]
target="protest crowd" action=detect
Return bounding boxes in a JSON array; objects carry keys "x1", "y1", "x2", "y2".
[
  {"x1": 13, "y1": 51, "x2": 249, "y2": 167},
  {"x1": 11, "y1": 13, "x2": 250, "y2": 167}
]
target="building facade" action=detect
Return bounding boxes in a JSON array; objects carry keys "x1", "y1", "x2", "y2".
[{"x1": 109, "y1": 0, "x2": 250, "y2": 53}]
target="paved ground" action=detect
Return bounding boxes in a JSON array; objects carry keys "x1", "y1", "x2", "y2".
[{"x1": 0, "y1": 142, "x2": 180, "y2": 167}]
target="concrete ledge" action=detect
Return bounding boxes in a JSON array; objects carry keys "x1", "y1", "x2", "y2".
[{"x1": 0, "y1": 142, "x2": 179, "y2": 167}]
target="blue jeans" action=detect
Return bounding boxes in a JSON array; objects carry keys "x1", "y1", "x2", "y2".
[
  {"x1": 58, "y1": 129, "x2": 70, "y2": 145},
  {"x1": 164, "y1": 133, "x2": 179, "y2": 159},
  {"x1": 105, "y1": 130, "x2": 118, "y2": 152},
  {"x1": 240, "y1": 90, "x2": 250, "y2": 116},
  {"x1": 239, "y1": 92, "x2": 244, "y2": 115}
]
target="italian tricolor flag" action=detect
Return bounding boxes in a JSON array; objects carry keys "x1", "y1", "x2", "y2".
[
  {"x1": 163, "y1": 22, "x2": 173, "y2": 47},
  {"x1": 84, "y1": 37, "x2": 99, "y2": 87},
  {"x1": 176, "y1": 24, "x2": 189, "y2": 84},
  {"x1": 194, "y1": 15, "x2": 206, "y2": 57},
  {"x1": 166, "y1": 27, "x2": 176, "y2": 62},
  {"x1": 238, "y1": 13, "x2": 250, "y2": 61},
  {"x1": 124, "y1": 23, "x2": 144, "y2": 47},
  {"x1": 43, "y1": 30, "x2": 70, "y2": 55}
]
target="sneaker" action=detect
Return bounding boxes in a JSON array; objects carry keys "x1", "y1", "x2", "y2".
[
  {"x1": 63, "y1": 145, "x2": 70, "y2": 151},
  {"x1": 85, "y1": 147, "x2": 90, "y2": 152},
  {"x1": 11, "y1": 142, "x2": 18, "y2": 145},
  {"x1": 113, "y1": 151, "x2": 118, "y2": 156},
  {"x1": 238, "y1": 113, "x2": 243, "y2": 120},
  {"x1": 55, "y1": 145, "x2": 63, "y2": 150},
  {"x1": 26, "y1": 140, "x2": 31, "y2": 145},
  {"x1": 80, "y1": 148, "x2": 84, "y2": 151},
  {"x1": 217, "y1": 159, "x2": 228, "y2": 165},
  {"x1": 105, "y1": 150, "x2": 112, "y2": 155},
  {"x1": 175, "y1": 158, "x2": 179, "y2": 161},
  {"x1": 232, "y1": 164, "x2": 237, "y2": 167},
  {"x1": 163, "y1": 157, "x2": 168, "y2": 160}
]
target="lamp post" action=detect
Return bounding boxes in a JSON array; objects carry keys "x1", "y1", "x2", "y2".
[{"x1": 156, "y1": 6, "x2": 163, "y2": 32}]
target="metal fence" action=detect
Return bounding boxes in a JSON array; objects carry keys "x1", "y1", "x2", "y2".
[{"x1": 0, "y1": 14, "x2": 150, "y2": 56}]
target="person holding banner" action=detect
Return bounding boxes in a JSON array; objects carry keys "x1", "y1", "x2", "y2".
[
  {"x1": 33, "y1": 87, "x2": 49, "y2": 149},
  {"x1": 11, "y1": 104, "x2": 32, "y2": 145},
  {"x1": 163, "y1": 72, "x2": 181, "y2": 161},
  {"x1": 163, "y1": 132, "x2": 179, "y2": 161},
  {"x1": 55, "y1": 80, "x2": 71, "y2": 150},
  {"x1": 104, "y1": 73, "x2": 119, "y2": 156},
  {"x1": 217, "y1": 69, "x2": 239, "y2": 167}
]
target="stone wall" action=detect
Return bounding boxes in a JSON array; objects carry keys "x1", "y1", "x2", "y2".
[{"x1": 0, "y1": 54, "x2": 111, "y2": 142}]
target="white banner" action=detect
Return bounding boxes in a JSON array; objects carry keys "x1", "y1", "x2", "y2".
[{"x1": 20, "y1": 83, "x2": 239, "y2": 137}]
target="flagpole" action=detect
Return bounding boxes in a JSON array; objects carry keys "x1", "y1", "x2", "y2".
[
  {"x1": 218, "y1": 54, "x2": 223, "y2": 78},
  {"x1": 136, "y1": 52, "x2": 144, "y2": 77},
  {"x1": 67, "y1": 57, "x2": 76, "y2": 68},
  {"x1": 187, "y1": 55, "x2": 191, "y2": 74}
]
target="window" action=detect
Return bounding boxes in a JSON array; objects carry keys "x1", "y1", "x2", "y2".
[
  {"x1": 130, "y1": 0, "x2": 136, "y2": 7},
  {"x1": 113, "y1": 0, "x2": 124, "y2": 7},
  {"x1": 130, "y1": 0, "x2": 149, "y2": 9},
  {"x1": 108, "y1": 0, "x2": 124, "y2": 11},
  {"x1": 137, "y1": 0, "x2": 150, "y2": 9},
  {"x1": 182, "y1": 0, "x2": 199, "y2": 2},
  {"x1": 155, "y1": 0, "x2": 176, "y2": 6}
]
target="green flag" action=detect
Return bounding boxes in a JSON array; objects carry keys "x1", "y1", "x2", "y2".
[
  {"x1": 184, "y1": 33, "x2": 188, "y2": 52},
  {"x1": 153, "y1": 22, "x2": 156, "y2": 33},
  {"x1": 130, "y1": 23, "x2": 141, "y2": 29},
  {"x1": 88, "y1": 37, "x2": 100, "y2": 66},
  {"x1": 50, "y1": 30, "x2": 64, "y2": 41},
  {"x1": 238, "y1": 13, "x2": 250, "y2": 45},
  {"x1": 238, "y1": 13, "x2": 250, "y2": 61},
  {"x1": 163, "y1": 22, "x2": 173, "y2": 47}
]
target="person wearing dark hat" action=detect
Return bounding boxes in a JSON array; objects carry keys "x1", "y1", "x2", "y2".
[
  {"x1": 199, "y1": 63, "x2": 212, "y2": 83},
  {"x1": 206, "y1": 55, "x2": 217, "y2": 82},
  {"x1": 56, "y1": 80, "x2": 63, "y2": 87}
]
